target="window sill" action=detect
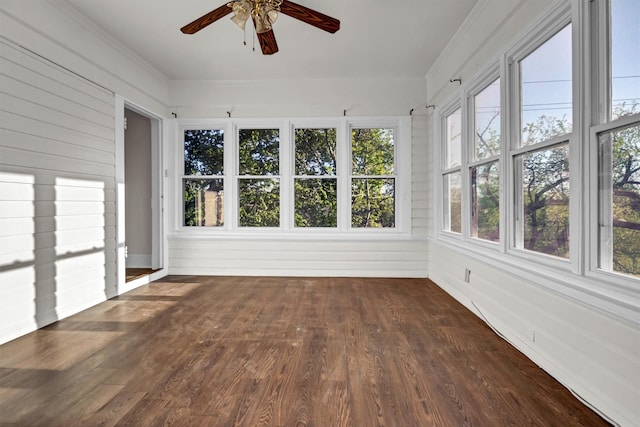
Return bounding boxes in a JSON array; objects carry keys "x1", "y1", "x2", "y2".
[{"x1": 169, "y1": 228, "x2": 415, "y2": 242}]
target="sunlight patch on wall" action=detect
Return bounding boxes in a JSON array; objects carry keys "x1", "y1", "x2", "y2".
[
  {"x1": 0, "y1": 172, "x2": 37, "y2": 331},
  {"x1": 54, "y1": 177, "x2": 106, "y2": 315}
]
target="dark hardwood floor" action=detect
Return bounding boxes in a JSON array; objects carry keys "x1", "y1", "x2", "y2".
[
  {"x1": 126, "y1": 268, "x2": 159, "y2": 282},
  {"x1": 0, "y1": 276, "x2": 608, "y2": 426}
]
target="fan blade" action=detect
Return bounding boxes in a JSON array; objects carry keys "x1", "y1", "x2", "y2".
[
  {"x1": 257, "y1": 29, "x2": 279, "y2": 55},
  {"x1": 280, "y1": 1, "x2": 340, "y2": 33},
  {"x1": 181, "y1": 3, "x2": 232, "y2": 34}
]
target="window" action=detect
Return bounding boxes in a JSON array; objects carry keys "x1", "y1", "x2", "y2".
[
  {"x1": 351, "y1": 128, "x2": 396, "y2": 228},
  {"x1": 237, "y1": 128, "x2": 280, "y2": 227},
  {"x1": 598, "y1": 122, "x2": 640, "y2": 278},
  {"x1": 433, "y1": 0, "x2": 639, "y2": 321},
  {"x1": 179, "y1": 118, "x2": 410, "y2": 235},
  {"x1": 442, "y1": 108, "x2": 462, "y2": 233},
  {"x1": 470, "y1": 78, "x2": 501, "y2": 242},
  {"x1": 513, "y1": 23, "x2": 572, "y2": 259},
  {"x1": 596, "y1": 0, "x2": 640, "y2": 279},
  {"x1": 294, "y1": 128, "x2": 337, "y2": 227},
  {"x1": 182, "y1": 129, "x2": 225, "y2": 227}
]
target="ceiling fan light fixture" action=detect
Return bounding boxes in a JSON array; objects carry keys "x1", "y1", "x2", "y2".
[
  {"x1": 267, "y1": 9, "x2": 279, "y2": 24},
  {"x1": 228, "y1": 0, "x2": 282, "y2": 33},
  {"x1": 254, "y1": 13, "x2": 272, "y2": 33},
  {"x1": 229, "y1": 0, "x2": 252, "y2": 30}
]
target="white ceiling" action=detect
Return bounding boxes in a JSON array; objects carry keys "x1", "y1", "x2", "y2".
[{"x1": 64, "y1": 0, "x2": 479, "y2": 81}]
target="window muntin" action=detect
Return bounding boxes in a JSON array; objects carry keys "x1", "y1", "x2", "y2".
[
  {"x1": 294, "y1": 128, "x2": 337, "y2": 228},
  {"x1": 471, "y1": 162, "x2": 499, "y2": 242},
  {"x1": 598, "y1": 121, "x2": 640, "y2": 278},
  {"x1": 351, "y1": 128, "x2": 396, "y2": 228},
  {"x1": 474, "y1": 79, "x2": 501, "y2": 161},
  {"x1": 183, "y1": 129, "x2": 225, "y2": 227},
  {"x1": 516, "y1": 143, "x2": 570, "y2": 258},
  {"x1": 520, "y1": 24, "x2": 573, "y2": 146},
  {"x1": 238, "y1": 128, "x2": 280, "y2": 227},
  {"x1": 610, "y1": 0, "x2": 640, "y2": 120}
]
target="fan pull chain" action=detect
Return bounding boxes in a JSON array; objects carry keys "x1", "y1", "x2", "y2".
[
  {"x1": 243, "y1": 26, "x2": 247, "y2": 46},
  {"x1": 252, "y1": 27, "x2": 256, "y2": 52}
]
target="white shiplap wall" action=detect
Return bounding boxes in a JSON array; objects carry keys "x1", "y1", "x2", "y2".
[
  {"x1": 0, "y1": 39, "x2": 116, "y2": 344},
  {"x1": 169, "y1": 239, "x2": 427, "y2": 278},
  {"x1": 411, "y1": 112, "x2": 430, "y2": 239}
]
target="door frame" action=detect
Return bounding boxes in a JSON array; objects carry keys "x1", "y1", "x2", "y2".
[{"x1": 115, "y1": 95, "x2": 166, "y2": 293}]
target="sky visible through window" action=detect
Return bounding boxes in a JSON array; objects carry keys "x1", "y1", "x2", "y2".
[
  {"x1": 479, "y1": 2, "x2": 640, "y2": 138},
  {"x1": 520, "y1": 24, "x2": 572, "y2": 144},
  {"x1": 611, "y1": 0, "x2": 640, "y2": 119}
]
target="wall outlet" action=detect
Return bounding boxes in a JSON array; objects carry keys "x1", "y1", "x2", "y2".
[{"x1": 464, "y1": 268, "x2": 471, "y2": 283}]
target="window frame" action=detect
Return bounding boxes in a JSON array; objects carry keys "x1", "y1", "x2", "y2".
[
  {"x1": 179, "y1": 120, "x2": 231, "y2": 229},
  {"x1": 291, "y1": 122, "x2": 339, "y2": 230},
  {"x1": 465, "y1": 66, "x2": 503, "y2": 248},
  {"x1": 505, "y1": 7, "x2": 575, "y2": 271},
  {"x1": 438, "y1": 100, "x2": 464, "y2": 237},
  {"x1": 349, "y1": 124, "x2": 399, "y2": 230},
  {"x1": 586, "y1": 0, "x2": 640, "y2": 286},
  {"x1": 174, "y1": 117, "x2": 411, "y2": 238},
  {"x1": 589, "y1": 114, "x2": 640, "y2": 284},
  {"x1": 235, "y1": 123, "x2": 285, "y2": 230}
]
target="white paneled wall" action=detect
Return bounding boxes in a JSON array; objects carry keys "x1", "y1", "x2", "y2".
[
  {"x1": 411, "y1": 113, "x2": 430, "y2": 239},
  {"x1": 0, "y1": 39, "x2": 116, "y2": 344},
  {"x1": 169, "y1": 239, "x2": 427, "y2": 278}
]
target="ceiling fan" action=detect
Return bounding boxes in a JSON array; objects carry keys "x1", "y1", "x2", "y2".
[{"x1": 180, "y1": 0, "x2": 340, "y2": 55}]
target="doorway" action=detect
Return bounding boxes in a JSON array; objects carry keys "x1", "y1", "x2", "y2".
[{"x1": 122, "y1": 104, "x2": 163, "y2": 284}]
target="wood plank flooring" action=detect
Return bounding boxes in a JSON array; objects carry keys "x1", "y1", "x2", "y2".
[
  {"x1": 0, "y1": 276, "x2": 609, "y2": 426},
  {"x1": 126, "y1": 268, "x2": 159, "y2": 282}
]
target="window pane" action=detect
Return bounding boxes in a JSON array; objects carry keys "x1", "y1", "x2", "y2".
[
  {"x1": 294, "y1": 178, "x2": 337, "y2": 227},
  {"x1": 295, "y1": 128, "x2": 337, "y2": 175},
  {"x1": 238, "y1": 129, "x2": 279, "y2": 175},
  {"x1": 611, "y1": 0, "x2": 640, "y2": 120},
  {"x1": 351, "y1": 178, "x2": 395, "y2": 228},
  {"x1": 517, "y1": 144, "x2": 570, "y2": 258},
  {"x1": 474, "y1": 79, "x2": 501, "y2": 160},
  {"x1": 521, "y1": 24, "x2": 572, "y2": 146},
  {"x1": 599, "y1": 123, "x2": 640, "y2": 277},
  {"x1": 183, "y1": 179, "x2": 224, "y2": 226},
  {"x1": 238, "y1": 179, "x2": 280, "y2": 227},
  {"x1": 352, "y1": 128, "x2": 394, "y2": 175},
  {"x1": 184, "y1": 129, "x2": 224, "y2": 175},
  {"x1": 446, "y1": 109, "x2": 462, "y2": 168},
  {"x1": 443, "y1": 172, "x2": 462, "y2": 233},
  {"x1": 471, "y1": 162, "x2": 499, "y2": 242}
]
